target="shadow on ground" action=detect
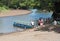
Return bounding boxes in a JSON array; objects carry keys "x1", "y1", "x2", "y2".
[
  {"x1": 34, "y1": 25, "x2": 60, "y2": 33},
  {"x1": 53, "y1": 27, "x2": 60, "y2": 33}
]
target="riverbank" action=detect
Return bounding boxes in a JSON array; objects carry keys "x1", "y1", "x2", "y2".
[
  {"x1": 0, "y1": 10, "x2": 31, "y2": 17},
  {"x1": 0, "y1": 30, "x2": 60, "y2": 41}
]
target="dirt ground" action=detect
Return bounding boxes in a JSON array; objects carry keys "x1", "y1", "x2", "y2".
[
  {"x1": 0, "y1": 30, "x2": 60, "y2": 41},
  {"x1": 0, "y1": 10, "x2": 31, "y2": 17}
]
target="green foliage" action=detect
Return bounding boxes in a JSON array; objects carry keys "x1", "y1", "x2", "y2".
[
  {"x1": 0, "y1": 6, "x2": 8, "y2": 12},
  {"x1": 0, "y1": 0, "x2": 60, "y2": 10}
]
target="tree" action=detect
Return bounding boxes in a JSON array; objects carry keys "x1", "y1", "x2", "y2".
[{"x1": 0, "y1": 0, "x2": 60, "y2": 10}]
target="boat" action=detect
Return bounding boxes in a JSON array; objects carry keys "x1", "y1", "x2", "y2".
[{"x1": 13, "y1": 20, "x2": 32, "y2": 29}]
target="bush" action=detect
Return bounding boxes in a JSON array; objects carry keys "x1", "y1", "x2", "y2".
[{"x1": 0, "y1": 5, "x2": 9, "y2": 12}]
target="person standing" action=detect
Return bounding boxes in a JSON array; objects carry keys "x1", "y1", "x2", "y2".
[
  {"x1": 31, "y1": 21, "x2": 35, "y2": 28},
  {"x1": 38, "y1": 19, "x2": 44, "y2": 26},
  {"x1": 53, "y1": 20, "x2": 57, "y2": 25}
]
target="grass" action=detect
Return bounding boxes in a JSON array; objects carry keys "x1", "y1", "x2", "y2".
[{"x1": 0, "y1": 6, "x2": 9, "y2": 13}]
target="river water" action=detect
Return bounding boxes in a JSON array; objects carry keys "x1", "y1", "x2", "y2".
[{"x1": 0, "y1": 9, "x2": 53, "y2": 33}]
